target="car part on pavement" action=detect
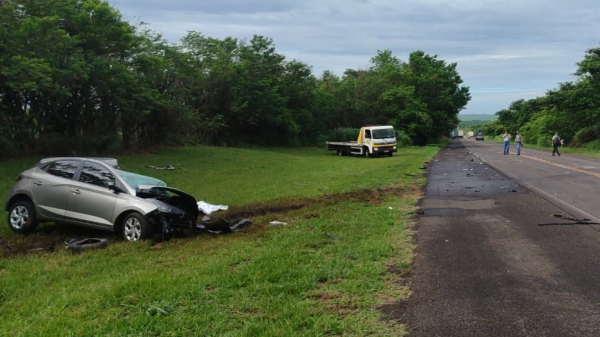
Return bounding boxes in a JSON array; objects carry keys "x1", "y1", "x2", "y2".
[{"x1": 538, "y1": 214, "x2": 600, "y2": 226}]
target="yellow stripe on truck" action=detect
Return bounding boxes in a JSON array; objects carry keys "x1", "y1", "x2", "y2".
[
  {"x1": 357, "y1": 128, "x2": 365, "y2": 144},
  {"x1": 372, "y1": 144, "x2": 397, "y2": 148}
]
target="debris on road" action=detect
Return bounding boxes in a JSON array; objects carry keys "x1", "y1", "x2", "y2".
[{"x1": 538, "y1": 214, "x2": 600, "y2": 226}]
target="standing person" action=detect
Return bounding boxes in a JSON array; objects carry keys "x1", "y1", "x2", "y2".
[
  {"x1": 515, "y1": 131, "x2": 523, "y2": 155},
  {"x1": 503, "y1": 131, "x2": 511, "y2": 155},
  {"x1": 551, "y1": 132, "x2": 561, "y2": 156}
]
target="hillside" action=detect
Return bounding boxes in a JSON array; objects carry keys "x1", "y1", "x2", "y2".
[{"x1": 459, "y1": 114, "x2": 497, "y2": 123}]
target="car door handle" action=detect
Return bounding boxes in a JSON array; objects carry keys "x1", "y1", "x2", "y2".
[
  {"x1": 71, "y1": 189, "x2": 81, "y2": 195},
  {"x1": 33, "y1": 181, "x2": 43, "y2": 186}
]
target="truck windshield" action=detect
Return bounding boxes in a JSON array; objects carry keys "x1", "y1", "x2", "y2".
[{"x1": 372, "y1": 129, "x2": 395, "y2": 139}]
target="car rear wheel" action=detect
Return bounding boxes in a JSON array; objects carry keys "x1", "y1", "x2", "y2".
[
  {"x1": 7, "y1": 201, "x2": 38, "y2": 233},
  {"x1": 122, "y1": 212, "x2": 153, "y2": 241}
]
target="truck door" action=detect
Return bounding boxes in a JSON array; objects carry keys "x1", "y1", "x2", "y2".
[{"x1": 364, "y1": 130, "x2": 372, "y2": 153}]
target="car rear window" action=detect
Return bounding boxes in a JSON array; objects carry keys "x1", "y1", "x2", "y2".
[{"x1": 46, "y1": 160, "x2": 80, "y2": 180}]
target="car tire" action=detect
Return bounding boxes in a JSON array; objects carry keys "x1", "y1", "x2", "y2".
[
  {"x1": 7, "y1": 201, "x2": 38, "y2": 234},
  {"x1": 337, "y1": 149, "x2": 343, "y2": 156},
  {"x1": 122, "y1": 212, "x2": 153, "y2": 241},
  {"x1": 387, "y1": 152, "x2": 393, "y2": 157},
  {"x1": 364, "y1": 147, "x2": 370, "y2": 158}
]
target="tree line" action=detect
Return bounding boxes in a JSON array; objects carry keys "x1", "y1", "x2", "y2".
[
  {"x1": 0, "y1": 0, "x2": 471, "y2": 157},
  {"x1": 479, "y1": 46, "x2": 600, "y2": 149}
]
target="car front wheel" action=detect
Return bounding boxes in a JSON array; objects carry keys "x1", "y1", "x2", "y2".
[
  {"x1": 122, "y1": 212, "x2": 153, "y2": 241},
  {"x1": 7, "y1": 201, "x2": 38, "y2": 233}
]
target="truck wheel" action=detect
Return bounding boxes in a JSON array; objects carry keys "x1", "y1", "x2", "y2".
[
  {"x1": 363, "y1": 148, "x2": 370, "y2": 158},
  {"x1": 337, "y1": 149, "x2": 343, "y2": 156},
  {"x1": 387, "y1": 152, "x2": 393, "y2": 157}
]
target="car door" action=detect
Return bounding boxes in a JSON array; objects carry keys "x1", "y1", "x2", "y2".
[
  {"x1": 64, "y1": 161, "x2": 118, "y2": 228},
  {"x1": 30, "y1": 159, "x2": 81, "y2": 220}
]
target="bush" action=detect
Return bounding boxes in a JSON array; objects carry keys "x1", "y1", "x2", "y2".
[
  {"x1": 571, "y1": 125, "x2": 600, "y2": 147},
  {"x1": 585, "y1": 139, "x2": 600, "y2": 150},
  {"x1": 320, "y1": 127, "x2": 360, "y2": 142},
  {"x1": 395, "y1": 130, "x2": 413, "y2": 147}
]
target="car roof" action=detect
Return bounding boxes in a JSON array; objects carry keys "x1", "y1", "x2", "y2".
[{"x1": 39, "y1": 157, "x2": 119, "y2": 168}]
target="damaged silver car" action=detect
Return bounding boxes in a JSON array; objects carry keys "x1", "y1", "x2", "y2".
[{"x1": 4, "y1": 158, "x2": 200, "y2": 241}]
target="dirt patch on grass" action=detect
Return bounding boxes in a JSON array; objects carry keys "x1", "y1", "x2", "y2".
[
  {"x1": 1, "y1": 184, "x2": 419, "y2": 258},
  {"x1": 226, "y1": 184, "x2": 419, "y2": 219}
]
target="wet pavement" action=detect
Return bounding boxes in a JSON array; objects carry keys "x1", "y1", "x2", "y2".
[{"x1": 403, "y1": 140, "x2": 600, "y2": 337}]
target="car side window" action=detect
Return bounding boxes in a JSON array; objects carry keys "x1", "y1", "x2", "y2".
[
  {"x1": 78, "y1": 162, "x2": 115, "y2": 189},
  {"x1": 46, "y1": 160, "x2": 79, "y2": 180},
  {"x1": 365, "y1": 130, "x2": 372, "y2": 139}
]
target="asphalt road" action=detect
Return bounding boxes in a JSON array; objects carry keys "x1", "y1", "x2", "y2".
[
  {"x1": 462, "y1": 138, "x2": 600, "y2": 223},
  {"x1": 403, "y1": 140, "x2": 600, "y2": 337}
]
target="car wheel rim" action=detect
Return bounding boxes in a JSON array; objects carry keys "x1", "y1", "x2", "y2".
[
  {"x1": 124, "y1": 217, "x2": 142, "y2": 241},
  {"x1": 10, "y1": 206, "x2": 29, "y2": 229}
]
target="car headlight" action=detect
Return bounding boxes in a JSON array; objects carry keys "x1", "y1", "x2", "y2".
[
  {"x1": 374, "y1": 148, "x2": 379, "y2": 151},
  {"x1": 158, "y1": 205, "x2": 172, "y2": 213},
  {"x1": 393, "y1": 146, "x2": 397, "y2": 150}
]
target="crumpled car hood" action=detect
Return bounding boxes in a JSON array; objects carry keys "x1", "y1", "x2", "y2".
[{"x1": 142, "y1": 187, "x2": 200, "y2": 219}]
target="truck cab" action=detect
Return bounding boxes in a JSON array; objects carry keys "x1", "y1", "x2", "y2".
[{"x1": 326, "y1": 125, "x2": 397, "y2": 157}]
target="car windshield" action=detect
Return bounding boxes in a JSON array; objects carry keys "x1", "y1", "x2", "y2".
[
  {"x1": 117, "y1": 170, "x2": 167, "y2": 190},
  {"x1": 372, "y1": 128, "x2": 395, "y2": 139}
]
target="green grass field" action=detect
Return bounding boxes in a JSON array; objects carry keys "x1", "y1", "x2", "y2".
[
  {"x1": 458, "y1": 114, "x2": 497, "y2": 123},
  {"x1": 0, "y1": 146, "x2": 438, "y2": 336}
]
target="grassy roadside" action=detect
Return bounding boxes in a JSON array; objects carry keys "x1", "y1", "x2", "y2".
[{"x1": 0, "y1": 146, "x2": 437, "y2": 336}]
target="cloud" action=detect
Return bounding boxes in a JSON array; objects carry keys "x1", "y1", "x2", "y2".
[{"x1": 109, "y1": 0, "x2": 600, "y2": 114}]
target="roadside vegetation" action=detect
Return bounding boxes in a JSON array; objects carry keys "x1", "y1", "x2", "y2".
[
  {"x1": 0, "y1": 0, "x2": 470, "y2": 158},
  {"x1": 0, "y1": 146, "x2": 438, "y2": 336}
]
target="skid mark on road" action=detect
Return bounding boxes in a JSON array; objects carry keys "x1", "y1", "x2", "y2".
[{"x1": 521, "y1": 154, "x2": 600, "y2": 179}]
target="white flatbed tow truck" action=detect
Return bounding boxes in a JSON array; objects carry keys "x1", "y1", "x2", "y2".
[{"x1": 326, "y1": 125, "x2": 397, "y2": 157}]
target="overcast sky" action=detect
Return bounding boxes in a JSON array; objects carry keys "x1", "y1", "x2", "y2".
[{"x1": 109, "y1": 0, "x2": 600, "y2": 115}]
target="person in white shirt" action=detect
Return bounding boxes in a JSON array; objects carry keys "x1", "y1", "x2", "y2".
[
  {"x1": 515, "y1": 131, "x2": 523, "y2": 155},
  {"x1": 503, "y1": 131, "x2": 511, "y2": 155}
]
